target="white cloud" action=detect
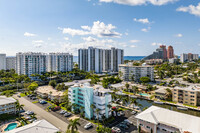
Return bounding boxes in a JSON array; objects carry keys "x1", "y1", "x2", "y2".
[
  {"x1": 175, "y1": 33, "x2": 183, "y2": 38},
  {"x1": 177, "y1": 3, "x2": 200, "y2": 17},
  {"x1": 141, "y1": 27, "x2": 151, "y2": 32},
  {"x1": 133, "y1": 18, "x2": 150, "y2": 24},
  {"x1": 152, "y1": 42, "x2": 164, "y2": 46},
  {"x1": 130, "y1": 45, "x2": 136, "y2": 48},
  {"x1": 32, "y1": 40, "x2": 44, "y2": 43},
  {"x1": 24, "y1": 32, "x2": 36, "y2": 37},
  {"x1": 99, "y1": 0, "x2": 178, "y2": 6},
  {"x1": 60, "y1": 21, "x2": 122, "y2": 38},
  {"x1": 82, "y1": 36, "x2": 97, "y2": 42},
  {"x1": 130, "y1": 40, "x2": 140, "y2": 43},
  {"x1": 64, "y1": 37, "x2": 69, "y2": 41},
  {"x1": 125, "y1": 32, "x2": 129, "y2": 35}
]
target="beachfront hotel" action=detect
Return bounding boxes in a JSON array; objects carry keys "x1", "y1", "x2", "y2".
[
  {"x1": 118, "y1": 63, "x2": 154, "y2": 82},
  {"x1": 172, "y1": 86, "x2": 200, "y2": 106},
  {"x1": 68, "y1": 83, "x2": 112, "y2": 119},
  {"x1": 0, "y1": 96, "x2": 16, "y2": 115},
  {"x1": 136, "y1": 106, "x2": 200, "y2": 133}
]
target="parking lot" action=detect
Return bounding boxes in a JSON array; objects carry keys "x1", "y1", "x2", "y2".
[
  {"x1": 25, "y1": 95, "x2": 138, "y2": 133},
  {"x1": 25, "y1": 96, "x2": 97, "y2": 133}
]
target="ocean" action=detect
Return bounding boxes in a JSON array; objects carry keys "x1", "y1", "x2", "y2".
[{"x1": 73, "y1": 56, "x2": 145, "y2": 63}]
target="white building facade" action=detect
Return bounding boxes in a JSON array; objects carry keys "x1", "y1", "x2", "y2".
[
  {"x1": 180, "y1": 53, "x2": 199, "y2": 63},
  {"x1": 16, "y1": 52, "x2": 47, "y2": 77},
  {"x1": 47, "y1": 53, "x2": 73, "y2": 72},
  {"x1": 0, "y1": 96, "x2": 16, "y2": 115},
  {"x1": 0, "y1": 54, "x2": 6, "y2": 70},
  {"x1": 78, "y1": 47, "x2": 124, "y2": 73},
  {"x1": 118, "y1": 64, "x2": 154, "y2": 82},
  {"x1": 6, "y1": 57, "x2": 16, "y2": 70}
]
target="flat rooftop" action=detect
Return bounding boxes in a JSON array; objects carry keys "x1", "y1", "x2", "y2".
[
  {"x1": 36, "y1": 86, "x2": 64, "y2": 97},
  {"x1": 63, "y1": 79, "x2": 91, "y2": 86},
  {"x1": 119, "y1": 64, "x2": 154, "y2": 68},
  {"x1": 6, "y1": 119, "x2": 59, "y2": 133},
  {"x1": 174, "y1": 85, "x2": 200, "y2": 92},
  {"x1": 136, "y1": 106, "x2": 200, "y2": 133},
  {"x1": 0, "y1": 96, "x2": 16, "y2": 105}
]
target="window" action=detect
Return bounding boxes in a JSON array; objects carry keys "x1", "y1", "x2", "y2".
[
  {"x1": 190, "y1": 99, "x2": 194, "y2": 101},
  {"x1": 146, "y1": 126, "x2": 151, "y2": 129},
  {"x1": 185, "y1": 94, "x2": 188, "y2": 96},
  {"x1": 190, "y1": 92, "x2": 195, "y2": 94},
  {"x1": 139, "y1": 124, "x2": 143, "y2": 127}
]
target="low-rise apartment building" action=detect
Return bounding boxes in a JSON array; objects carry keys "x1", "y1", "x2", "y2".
[
  {"x1": 136, "y1": 106, "x2": 200, "y2": 133},
  {"x1": 172, "y1": 86, "x2": 200, "y2": 106},
  {"x1": 68, "y1": 83, "x2": 112, "y2": 119},
  {"x1": 118, "y1": 63, "x2": 154, "y2": 82},
  {"x1": 0, "y1": 96, "x2": 16, "y2": 114}
]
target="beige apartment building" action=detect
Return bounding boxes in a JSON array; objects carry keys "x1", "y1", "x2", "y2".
[
  {"x1": 0, "y1": 96, "x2": 16, "y2": 114},
  {"x1": 172, "y1": 86, "x2": 200, "y2": 106}
]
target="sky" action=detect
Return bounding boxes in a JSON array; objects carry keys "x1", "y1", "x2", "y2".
[{"x1": 0, "y1": 0, "x2": 200, "y2": 56}]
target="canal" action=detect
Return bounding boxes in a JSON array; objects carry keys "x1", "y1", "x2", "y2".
[{"x1": 135, "y1": 98, "x2": 200, "y2": 117}]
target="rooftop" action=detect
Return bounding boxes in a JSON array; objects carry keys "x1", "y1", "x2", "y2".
[
  {"x1": 6, "y1": 119, "x2": 59, "y2": 133},
  {"x1": 0, "y1": 96, "x2": 16, "y2": 106},
  {"x1": 119, "y1": 64, "x2": 154, "y2": 68},
  {"x1": 36, "y1": 86, "x2": 64, "y2": 97},
  {"x1": 63, "y1": 79, "x2": 91, "y2": 86},
  {"x1": 136, "y1": 106, "x2": 200, "y2": 133},
  {"x1": 174, "y1": 85, "x2": 200, "y2": 92}
]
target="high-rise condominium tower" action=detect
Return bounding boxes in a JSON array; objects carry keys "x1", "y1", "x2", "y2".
[
  {"x1": 6, "y1": 57, "x2": 16, "y2": 70},
  {"x1": 167, "y1": 45, "x2": 174, "y2": 59},
  {"x1": 160, "y1": 45, "x2": 167, "y2": 60},
  {"x1": 78, "y1": 47, "x2": 124, "y2": 73},
  {"x1": 47, "y1": 53, "x2": 73, "y2": 72},
  {"x1": 0, "y1": 54, "x2": 6, "y2": 70},
  {"x1": 16, "y1": 52, "x2": 47, "y2": 77}
]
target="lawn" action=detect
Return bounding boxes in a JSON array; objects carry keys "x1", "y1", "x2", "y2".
[
  {"x1": 183, "y1": 104, "x2": 198, "y2": 108},
  {"x1": 20, "y1": 93, "x2": 26, "y2": 97},
  {"x1": 32, "y1": 101, "x2": 38, "y2": 104}
]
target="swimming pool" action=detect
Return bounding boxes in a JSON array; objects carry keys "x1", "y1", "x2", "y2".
[
  {"x1": 4, "y1": 123, "x2": 17, "y2": 131},
  {"x1": 139, "y1": 93, "x2": 149, "y2": 97}
]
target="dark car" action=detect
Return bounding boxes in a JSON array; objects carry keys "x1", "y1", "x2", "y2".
[
  {"x1": 119, "y1": 124, "x2": 129, "y2": 130},
  {"x1": 51, "y1": 106, "x2": 61, "y2": 111},
  {"x1": 30, "y1": 97, "x2": 37, "y2": 100}
]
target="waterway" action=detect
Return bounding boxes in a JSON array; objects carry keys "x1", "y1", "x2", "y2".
[{"x1": 134, "y1": 98, "x2": 200, "y2": 117}]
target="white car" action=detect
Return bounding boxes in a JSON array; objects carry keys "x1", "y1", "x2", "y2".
[
  {"x1": 131, "y1": 111, "x2": 137, "y2": 115},
  {"x1": 25, "y1": 111, "x2": 34, "y2": 115},
  {"x1": 111, "y1": 127, "x2": 121, "y2": 133},
  {"x1": 117, "y1": 112, "x2": 121, "y2": 116},
  {"x1": 124, "y1": 119, "x2": 133, "y2": 125},
  {"x1": 84, "y1": 123, "x2": 93, "y2": 129},
  {"x1": 60, "y1": 110, "x2": 67, "y2": 114}
]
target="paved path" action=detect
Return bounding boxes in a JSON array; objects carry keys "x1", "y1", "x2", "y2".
[{"x1": 14, "y1": 95, "x2": 82, "y2": 133}]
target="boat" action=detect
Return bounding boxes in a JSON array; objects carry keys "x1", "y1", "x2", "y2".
[
  {"x1": 154, "y1": 101, "x2": 164, "y2": 104},
  {"x1": 177, "y1": 107, "x2": 188, "y2": 111}
]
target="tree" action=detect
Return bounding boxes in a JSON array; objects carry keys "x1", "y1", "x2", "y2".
[
  {"x1": 67, "y1": 118, "x2": 80, "y2": 133},
  {"x1": 90, "y1": 104, "x2": 96, "y2": 119},
  {"x1": 15, "y1": 100, "x2": 24, "y2": 117},
  {"x1": 95, "y1": 108, "x2": 100, "y2": 128},
  {"x1": 28, "y1": 82, "x2": 38, "y2": 93},
  {"x1": 140, "y1": 77, "x2": 150, "y2": 83},
  {"x1": 125, "y1": 83, "x2": 129, "y2": 90},
  {"x1": 49, "y1": 80, "x2": 57, "y2": 88}
]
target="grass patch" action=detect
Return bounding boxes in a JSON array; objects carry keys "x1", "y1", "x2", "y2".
[
  {"x1": 32, "y1": 101, "x2": 38, "y2": 104},
  {"x1": 183, "y1": 104, "x2": 198, "y2": 108},
  {"x1": 160, "y1": 100, "x2": 177, "y2": 104},
  {"x1": 20, "y1": 93, "x2": 26, "y2": 97},
  {"x1": 122, "y1": 91, "x2": 134, "y2": 95}
]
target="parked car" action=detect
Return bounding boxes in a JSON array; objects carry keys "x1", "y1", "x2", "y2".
[
  {"x1": 25, "y1": 111, "x2": 34, "y2": 115},
  {"x1": 131, "y1": 111, "x2": 137, "y2": 115},
  {"x1": 51, "y1": 106, "x2": 61, "y2": 111},
  {"x1": 117, "y1": 112, "x2": 121, "y2": 116},
  {"x1": 39, "y1": 100, "x2": 47, "y2": 104},
  {"x1": 25, "y1": 116, "x2": 31, "y2": 120},
  {"x1": 84, "y1": 123, "x2": 93, "y2": 129},
  {"x1": 121, "y1": 121, "x2": 130, "y2": 127},
  {"x1": 19, "y1": 109, "x2": 25, "y2": 113},
  {"x1": 111, "y1": 127, "x2": 121, "y2": 133},
  {"x1": 30, "y1": 97, "x2": 37, "y2": 100},
  {"x1": 64, "y1": 112, "x2": 72, "y2": 117},
  {"x1": 119, "y1": 124, "x2": 129, "y2": 130},
  {"x1": 17, "y1": 95, "x2": 21, "y2": 98},
  {"x1": 60, "y1": 110, "x2": 67, "y2": 114},
  {"x1": 120, "y1": 111, "x2": 125, "y2": 116},
  {"x1": 124, "y1": 119, "x2": 133, "y2": 125}
]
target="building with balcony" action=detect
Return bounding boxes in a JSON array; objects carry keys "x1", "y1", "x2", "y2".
[
  {"x1": 136, "y1": 106, "x2": 200, "y2": 133},
  {"x1": 0, "y1": 96, "x2": 16, "y2": 115},
  {"x1": 118, "y1": 63, "x2": 154, "y2": 82},
  {"x1": 172, "y1": 86, "x2": 200, "y2": 106},
  {"x1": 180, "y1": 53, "x2": 199, "y2": 63},
  {"x1": 0, "y1": 53, "x2": 6, "y2": 70},
  {"x1": 68, "y1": 83, "x2": 112, "y2": 119},
  {"x1": 6, "y1": 57, "x2": 16, "y2": 70}
]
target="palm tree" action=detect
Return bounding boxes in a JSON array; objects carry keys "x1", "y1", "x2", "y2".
[
  {"x1": 90, "y1": 104, "x2": 96, "y2": 119},
  {"x1": 67, "y1": 118, "x2": 80, "y2": 133},
  {"x1": 72, "y1": 103, "x2": 78, "y2": 113},
  {"x1": 15, "y1": 100, "x2": 24, "y2": 117},
  {"x1": 95, "y1": 108, "x2": 100, "y2": 128},
  {"x1": 80, "y1": 106, "x2": 84, "y2": 118}
]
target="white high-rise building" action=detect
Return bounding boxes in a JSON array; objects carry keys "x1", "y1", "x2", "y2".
[
  {"x1": 180, "y1": 53, "x2": 199, "y2": 63},
  {"x1": 78, "y1": 47, "x2": 124, "y2": 73},
  {"x1": 16, "y1": 52, "x2": 47, "y2": 77},
  {"x1": 119, "y1": 63, "x2": 154, "y2": 82},
  {"x1": 0, "y1": 54, "x2": 6, "y2": 70},
  {"x1": 6, "y1": 57, "x2": 16, "y2": 70},
  {"x1": 47, "y1": 53, "x2": 73, "y2": 72}
]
